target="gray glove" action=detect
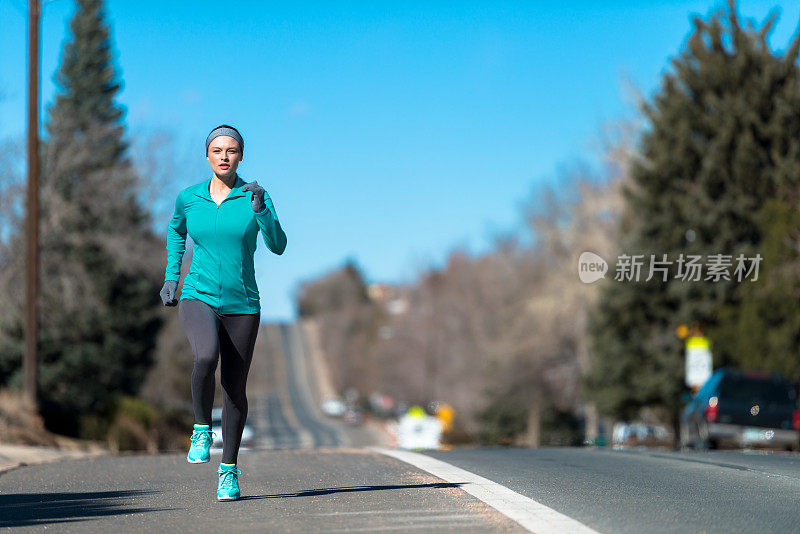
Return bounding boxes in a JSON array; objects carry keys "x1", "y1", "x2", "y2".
[
  {"x1": 160, "y1": 280, "x2": 178, "y2": 306},
  {"x1": 242, "y1": 181, "x2": 266, "y2": 213}
]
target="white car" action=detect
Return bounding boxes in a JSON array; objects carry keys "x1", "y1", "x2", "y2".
[{"x1": 321, "y1": 398, "x2": 347, "y2": 417}]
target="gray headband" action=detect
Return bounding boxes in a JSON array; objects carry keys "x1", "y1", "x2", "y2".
[{"x1": 205, "y1": 127, "x2": 244, "y2": 155}]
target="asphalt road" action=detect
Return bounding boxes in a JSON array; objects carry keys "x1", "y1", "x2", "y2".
[
  {"x1": 422, "y1": 447, "x2": 800, "y2": 534},
  {"x1": 4, "y1": 324, "x2": 800, "y2": 532},
  {"x1": 277, "y1": 323, "x2": 342, "y2": 448},
  {"x1": 0, "y1": 449, "x2": 520, "y2": 533},
  {"x1": 4, "y1": 447, "x2": 800, "y2": 533},
  {"x1": 241, "y1": 323, "x2": 377, "y2": 451}
]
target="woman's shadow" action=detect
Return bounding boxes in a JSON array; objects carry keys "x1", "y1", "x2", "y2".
[
  {"x1": 238, "y1": 481, "x2": 467, "y2": 500},
  {"x1": 0, "y1": 489, "x2": 168, "y2": 528}
]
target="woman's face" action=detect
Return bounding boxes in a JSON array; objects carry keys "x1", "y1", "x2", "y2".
[{"x1": 207, "y1": 135, "x2": 242, "y2": 179}]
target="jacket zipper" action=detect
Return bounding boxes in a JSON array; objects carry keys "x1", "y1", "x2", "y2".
[{"x1": 215, "y1": 203, "x2": 222, "y2": 313}]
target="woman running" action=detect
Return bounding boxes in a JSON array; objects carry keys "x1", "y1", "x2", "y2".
[{"x1": 159, "y1": 124, "x2": 287, "y2": 501}]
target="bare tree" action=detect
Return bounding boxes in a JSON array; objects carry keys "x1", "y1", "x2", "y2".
[{"x1": 298, "y1": 121, "x2": 634, "y2": 446}]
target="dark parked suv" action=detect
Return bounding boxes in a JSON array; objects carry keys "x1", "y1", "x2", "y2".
[{"x1": 680, "y1": 368, "x2": 800, "y2": 450}]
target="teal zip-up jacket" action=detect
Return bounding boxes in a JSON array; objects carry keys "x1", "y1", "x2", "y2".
[{"x1": 165, "y1": 174, "x2": 287, "y2": 314}]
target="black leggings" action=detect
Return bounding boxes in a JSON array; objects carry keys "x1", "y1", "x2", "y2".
[{"x1": 179, "y1": 298, "x2": 260, "y2": 464}]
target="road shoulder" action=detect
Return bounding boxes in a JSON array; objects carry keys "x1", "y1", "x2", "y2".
[
  {"x1": 0, "y1": 447, "x2": 522, "y2": 533},
  {"x1": 0, "y1": 442, "x2": 106, "y2": 474}
]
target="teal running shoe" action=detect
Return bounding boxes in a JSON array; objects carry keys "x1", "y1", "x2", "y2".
[
  {"x1": 217, "y1": 463, "x2": 241, "y2": 501},
  {"x1": 187, "y1": 424, "x2": 215, "y2": 463}
]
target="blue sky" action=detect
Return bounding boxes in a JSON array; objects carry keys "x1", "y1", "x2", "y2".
[{"x1": 2, "y1": 0, "x2": 799, "y2": 321}]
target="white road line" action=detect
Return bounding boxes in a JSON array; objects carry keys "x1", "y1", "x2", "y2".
[
  {"x1": 319, "y1": 524, "x2": 477, "y2": 533},
  {"x1": 371, "y1": 447, "x2": 602, "y2": 534},
  {"x1": 311, "y1": 509, "x2": 467, "y2": 516},
  {"x1": 314, "y1": 512, "x2": 483, "y2": 521}
]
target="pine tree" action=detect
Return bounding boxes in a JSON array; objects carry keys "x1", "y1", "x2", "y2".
[
  {"x1": 711, "y1": 199, "x2": 800, "y2": 380},
  {"x1": 0, "y1": 0, "x2": 164, "y2": 436},
  {"x1": 586, "y1": 0, "x2": 800, "y2": 431}
]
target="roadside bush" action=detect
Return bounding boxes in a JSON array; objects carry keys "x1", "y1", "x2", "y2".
[
  {"x1": 475, "y1": 397, "x2": 527, "y2": 446},
  {"x1": 442, "y1": 423, "x2": 474, "y2": 446},
  {"x1": 540, "y1": 407, "x2": 583, "y2": 447},
  {"x1": 106, "y1": 396, "x2": 157, "y2": 453}
]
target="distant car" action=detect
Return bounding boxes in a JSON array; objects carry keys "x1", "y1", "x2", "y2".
[
  {"x1": 343, "y1": 408, "x2": 363, "y2": 425},
  {"x1": 321, "y1": 398, "x2": 347, "y2": 417},
  {"x1": 680, "y1": 368, "x2": 800, "y2": 451},
  {"x1": 210, "y1": 407, "x2": 254, "y2": 448},
  {"x1": 612, "y1": 422, "x2": 672, "y2": 448}
]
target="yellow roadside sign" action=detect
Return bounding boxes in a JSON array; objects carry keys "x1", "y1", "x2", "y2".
[
  {"x1": 685, "y1": 336, "x2": 712, "y2": 388},
  {"x1": 436, "y1": 403, "x2": 455, "y2": 433},
  {"x1": 686, "y1": 336, "x2": 710, "y2": 350}
]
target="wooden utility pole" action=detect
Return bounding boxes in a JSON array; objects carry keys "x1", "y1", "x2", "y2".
[{"x1": 25, "y1": 0, "x2": 40, "y2": 411}]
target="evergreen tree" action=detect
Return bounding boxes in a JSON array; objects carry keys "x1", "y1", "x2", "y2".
[
  {"x1": 0, "y1": 0, "x2": 164, "y2": 436},
  {"x1": 711, "y1": 199, "x2": 800, "y2": 380},
  {"x1": 586, "y1": 0, "x2": 800, "y2": 430}
]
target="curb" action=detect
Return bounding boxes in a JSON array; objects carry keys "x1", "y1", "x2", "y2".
[{"x1": 0, "y1": 444, "x2": 107, "y2": 475}]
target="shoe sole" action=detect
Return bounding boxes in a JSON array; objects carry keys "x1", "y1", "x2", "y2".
[
  {"x1": 187, "y1": 457, "x2": 209, "y2": 464},
  {"x1": 217, "y1": 495, "x2": 240, "y2": 501}
]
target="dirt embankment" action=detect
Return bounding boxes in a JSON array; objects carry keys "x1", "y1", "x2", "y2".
[{"x1": 0, "y1": 389, "x2": 106, "y2": 473}]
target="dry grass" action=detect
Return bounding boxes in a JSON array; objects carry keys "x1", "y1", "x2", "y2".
[
  {"x1": 0, "y1": 389, "x2": 59, "y2": 446},
  {"x1": 0, "y1": 388, "x2": 108, "y2": 454}
]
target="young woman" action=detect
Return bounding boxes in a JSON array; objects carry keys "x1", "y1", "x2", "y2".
[{"x1": 159, "y1": 124, "x2": 287, "y2": 501}]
